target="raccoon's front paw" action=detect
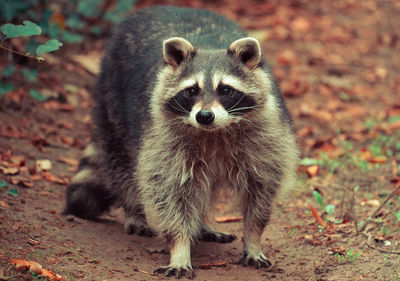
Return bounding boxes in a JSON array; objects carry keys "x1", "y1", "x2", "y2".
[
  {"x1": 199, "y1": 226, "x2": 237, "y2": 243},
  {"x1": 238, "y1": 252, "x2": 272, "y2": 269},
  {"x1": 124, "y1": 217, "x2": 155, "y2": 237},
  {"x1": 154, "y1": 265, "x2": 194, "y2": 279}
]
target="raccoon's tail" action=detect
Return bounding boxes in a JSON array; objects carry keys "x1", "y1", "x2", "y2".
[{"x1": 63, "y1": 144, "x2": 116, "y2": 219}]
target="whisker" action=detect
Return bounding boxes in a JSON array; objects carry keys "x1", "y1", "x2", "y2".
[
  {"x1": 227, "y1": 94, "x2": 245, "y2": 112},
  {"x1": 168, "y1": 101, "x2": 189, "y2": 114},
  {"x1": 228, "y1": 105, "x2": 260, "y2": 114},
  {"x1": 173, "y1": 97, "x2": 190, "y2": 113}
]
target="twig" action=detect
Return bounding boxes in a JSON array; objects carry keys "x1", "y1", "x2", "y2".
[
  {"x1": 0, "y1": 44, "x2": 42, "y2": 62},
  {"x1": 363, "y1": 231, "x2": 400, "y2": 255},
  {"x1": 359, "y1": 183, "x2": 400, "y2": 232}
]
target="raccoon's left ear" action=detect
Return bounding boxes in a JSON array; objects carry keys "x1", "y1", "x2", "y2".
[
  {"x1": 163, "y1": 37, "x2": 196, "y2": 68},
  {"x1": 228, "y1": 37, "x2": 262, "y2": 70}
]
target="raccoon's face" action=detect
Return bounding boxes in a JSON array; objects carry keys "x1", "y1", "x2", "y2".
[{"x1": 153, "y1": 36, "x2": 274, "y2": 131}]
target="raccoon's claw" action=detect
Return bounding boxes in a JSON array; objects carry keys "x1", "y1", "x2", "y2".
[
  {"x1": 199, "y1": 226, "x2": 237, "y2": 243},
  {"x1": 154, "y1": 266, "x2": 194, "y2": 279},
  {"x1": 238, "y1": 252, "x2": 272, "y2": 269},
  {"x1": 124, "y1": 216, "x2": 156, "y2": 237},
  {"x1": 125, "y1": 223, "x2": 155, "y2": 237}
]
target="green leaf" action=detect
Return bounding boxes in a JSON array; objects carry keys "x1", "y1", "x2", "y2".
[
  {"x1": 104, "y1": 10, "x2": 124, "y2": 24},
  {"x1": 313, "y1": 190, "x2": 324, "y2": 210},
  {"x1": 36, "y1": 39, "x2": 63, "y2": 55},
  {"x1": 66, "y1": 15, "x2": 85, "y2": 30},
  {"x1": 1, "y1": 20, "x2": 41, "y2": 39},
  {"x1": 0, "y1": 81, "x2": 14, "y2": 95},
  {"x1": 388, "y1": 116, "x2": 400, "y2": 123},
  {"x1": 0, "y1": 180, "x2": 9, "y2": 189},
  {"x1": 299, "y1": 158, "x2": 321, "y2": 166},
  {"x1": 29, "y1": 89, "x2": 47, "y2": 101},
  {"x1": 1, "y1": 0, "x2": 30, "y2": 21},
  {"x1": 7, "y1": 188, "x2": 19, "y2": 197},
  {"x1": 26, "y1": 39, "x2": 42, "y2": 55},
  {"x1": 115, "y1": 0, "x2": 137, "y2": 11},
  {"x1": 77, "y1": 0, "x2": 103, "y2": 17},
  {"x1": 90, "y1": 25, "x2": 102, "y2": 35},
  {"x1": 395, "y1": 212, "x2": 400, "y2": 222},
  {"x1": 2, "y1": 64, "x2": 16, "y2": 77},
  {"x1": 62, "y1": 31, "x2": 83, "y2": 43},
  {"x1": 22, "y1": 68, "x2": 38, "y2": 82},
  {"x1": 325, "y1": 204, "x2": 335, "y2": 215}
]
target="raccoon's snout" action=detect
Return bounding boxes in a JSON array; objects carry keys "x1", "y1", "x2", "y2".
[{"x1": 196, "y1": 110, "x2": 215, "y2": 125}]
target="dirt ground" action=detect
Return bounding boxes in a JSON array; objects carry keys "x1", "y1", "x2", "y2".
[{"x1": 1, "y1": 0, "x2": 400, "y2": 280}]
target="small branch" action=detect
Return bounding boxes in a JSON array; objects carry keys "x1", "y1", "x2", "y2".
[
  {"x1": 363, "y1": 231, "x2": 400, "y2": 255},
  {"x1": 359, "y1": 183, "x2": 400, "y2": 232},
  {"x1": 0, "y1": 44, "x2": 42, "y2": 62}
]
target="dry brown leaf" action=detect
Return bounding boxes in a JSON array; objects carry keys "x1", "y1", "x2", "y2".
[
  {"x1": 9, "y1": 258, "x2": 63, "y2": 281},
  {"x1": 306, "y1": 165, "x2": 319, "y2": 177},
  {"x1": 215, "y1": 215, "x2": 243, "y2": 223},
  {"x1": 43, "y1": 100, "x2": 75, "y2": 111},
  {"x1": 71, "y1": 53, "x2": 101, "y2": 75},
  {"x1": 0, "y1": 166, "x2": 19, "y2": 175},
  {"x1": 277, "y1": 49, "x2": 298, "y2": 66},
  {"x1": 0, "y1": 200, "x2": 10, "y2": 208},
  {"x1": 10, "y1": 178, "x2": 33, "y2": 187},
  {"x1": 60, "y1": 136, "x2": 74, "y2": 146},
  {"x1": 198, "y1": 262, "x2": 227, "y2": 269},
  {"x1": 42, "y1": 171, "x2": 66, "y2": 185},
  {"x1": 58, "y1": 157, "x2": 79, "y2": 168},
  {"x1": 36, "y1": 159, "x2": 52, "y2": 172}
]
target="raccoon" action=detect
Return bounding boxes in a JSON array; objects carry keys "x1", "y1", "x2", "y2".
[{"x1": 64, "y1": 5, "x2": 298, "y2": 279}]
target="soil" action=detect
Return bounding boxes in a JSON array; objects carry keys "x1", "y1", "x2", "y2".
[{"x1": 1, "y1": 1, "x2": 400, "y2": 281}]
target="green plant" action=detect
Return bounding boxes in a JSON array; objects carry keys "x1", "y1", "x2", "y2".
[
  {"x1": 335, "y1": 249, "x2": 361, "y2": 263},
  {"x1": 28, "y1": 270, "x2": 45, "y2": 281},
  {"x1": 313, "y1": 190, "x2": 336, "y2": 216}
]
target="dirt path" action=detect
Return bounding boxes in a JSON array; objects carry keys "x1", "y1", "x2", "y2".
[{"x1": 1, "y1": 1, "x2": 400, "y2": 280}]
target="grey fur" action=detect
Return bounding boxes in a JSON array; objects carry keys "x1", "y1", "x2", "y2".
[{"x1": 64, "y1": 5, "x2": 298, "y2": 278}]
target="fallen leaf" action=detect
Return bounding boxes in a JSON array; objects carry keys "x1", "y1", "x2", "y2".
[
  {"x1": 0, "y1": 166, "x2": 19, "y2": 175},
  {"x1": 0, "y1": 200, "x2": 10, "y2": 208},
  {"x1": 60, "y1": 136, "x2": 74, "y2": 146},
  {"x1": 277, "y1": 49, "x2": 298, "y2": 66},
  {"x1": 309, "y1": 204, "x2": 326, "y2": 227},
  {"x1": 215, "y1": 215, "x2": 243, "y2": 223},
  {"x1": 36, "y1": 159, "x2": 52, "y2": 172},
  {"x1": 42, "y1": 171, "x2": 66, "y2": 185},
  {"x1": 306, "y1": 165, "x2": 319, "y2": 177},
  {"x1": 198, "y1": 262, "x2": 227, "y2": 269},
  {"x1": 366, "y1": 199, "x2": 380, "y2": 207},
  {"x1": 10, "y1": 178, "x2": 33, "y2": 188},
  {"x1": 70, "y1": 52, "x2": 101, "y2": 75},
  {"x1": 43, "y1": 100, "x2": 75, "y2": 111},
  {"x1": 58, "y1": 157, "x2": 79, "y2": 169},
  {"x1": 9, "y1": 258, "x2": 63, "y2": 281}
]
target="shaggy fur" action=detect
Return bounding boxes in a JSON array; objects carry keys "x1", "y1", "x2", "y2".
[{"x1": 64, "y1": 5, "x2": 298, "y2": 279}]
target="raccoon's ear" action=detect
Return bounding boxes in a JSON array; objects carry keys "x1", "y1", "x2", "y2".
[
  {"x1": 228, "y1": 37, "x2": 262, "y2": 70},
  {"x1": 163, "y1": 37, "x2": 196, "y2": 68}
]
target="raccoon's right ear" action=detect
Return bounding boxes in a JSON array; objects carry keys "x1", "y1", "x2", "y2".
[
  {"x1": 163, "y1": 37, "x2": 196, "y2": 68},
  {"x1": 228, "y1": 37, "x2": 262, "y2": 70}
]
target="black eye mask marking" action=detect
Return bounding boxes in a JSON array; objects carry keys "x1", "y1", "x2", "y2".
[
  {"x1": 217, "y1": 85, "x2": 256, "y2": 115},
  {"x1": 166, "y1": 86, "x2": 199, "y2": 115}
]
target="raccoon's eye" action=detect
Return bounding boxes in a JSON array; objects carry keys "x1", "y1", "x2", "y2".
[
  {"x1": 184, "y1": 86, "x2": 199, "y2": 97},
  {"x1": 219, "y1": 86, "x2": 234, "y2": 96}
]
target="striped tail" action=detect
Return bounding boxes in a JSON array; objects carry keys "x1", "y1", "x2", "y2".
[{"x1": 63, "y1": 144, "x2": 116, "y2": 219}]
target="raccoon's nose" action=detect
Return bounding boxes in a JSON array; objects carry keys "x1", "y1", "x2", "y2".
[{"x1": 196, "y1": 110, "x2": 215, "y2": 125}]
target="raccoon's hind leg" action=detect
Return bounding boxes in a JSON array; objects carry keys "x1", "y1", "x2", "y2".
[
  {"x1": 64, "y1": 144, "x2": 116, "y2": 219},
  {"x1": 124, "y1": 203, "x2": 155, "y2": 237},
  {"x1": 199, "y1": 225, "x2": 237, "y2": 244}
]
